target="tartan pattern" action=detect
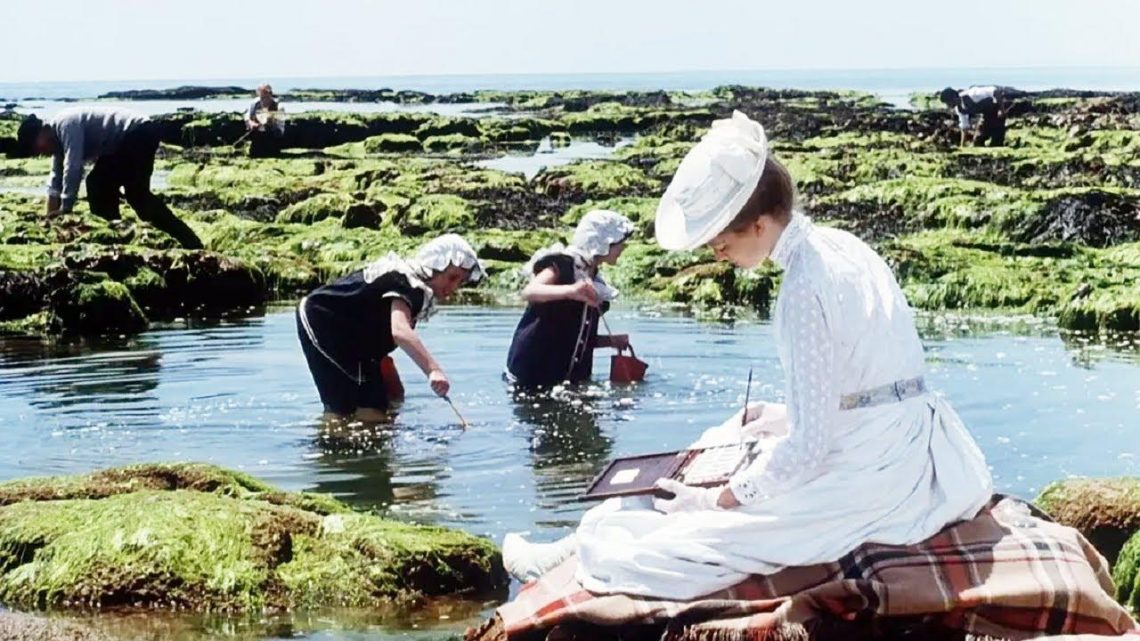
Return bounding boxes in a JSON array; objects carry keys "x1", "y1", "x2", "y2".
[{"x1": 488, "y1": 498, "x2": 1140, "y2": 641}]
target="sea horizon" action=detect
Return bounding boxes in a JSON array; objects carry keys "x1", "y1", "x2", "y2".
[{"x1": 4, "y1": 65, "x2": 1140, "y2": 101}]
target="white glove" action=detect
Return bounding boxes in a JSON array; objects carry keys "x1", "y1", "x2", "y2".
[
  {"x1": 741, "y1": 402, "x2": 788, "y2": 440},
  {"x1": 652, "y1": 479, "x2": 722, "y2": 514}
]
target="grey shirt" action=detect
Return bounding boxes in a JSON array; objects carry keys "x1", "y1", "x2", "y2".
[
  {"x1": 47, "y1": 107, "x2": 148, "y2": 210},
  {"x1": 247, "y1": 98, "x2": 279, "y2": 121}
]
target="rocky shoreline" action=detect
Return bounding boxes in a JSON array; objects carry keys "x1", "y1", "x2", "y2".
[
  {"x1": 1, "y1": 85, "x2": 1138, "y2": 337},
  {"x1": 0, "y1": 463, "x2": 507, "y2": 612},
  {"x1": 0, "y1": 465, "x2": 1132, "y2": 639}
]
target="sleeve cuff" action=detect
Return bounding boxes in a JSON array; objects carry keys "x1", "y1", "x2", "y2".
[{"x1": 728, "y1": 472, "x2": 768, "y2": 506}]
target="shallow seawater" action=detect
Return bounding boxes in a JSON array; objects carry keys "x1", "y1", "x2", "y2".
[
  {"x1": 1, "y1": 305, "x2": 1137, "y2": 639},
  {"x1": 475, "y1": 137, "x2": 633, "y2": 179}
]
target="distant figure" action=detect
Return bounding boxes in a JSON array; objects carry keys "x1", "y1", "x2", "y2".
[
  {"x1": 14, "y1": 107, "x2": 203, "y2": 249},
  {"x1": 245, "y1": 83, "x2": 285, "y2": 157},
  {"x1": 939, "y1": 85, "x2": 1008, "y2": 147}
]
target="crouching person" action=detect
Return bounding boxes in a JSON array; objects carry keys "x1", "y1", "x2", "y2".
[{"x1": 296, "y1": 234, "x2": 485, "y2": 421}]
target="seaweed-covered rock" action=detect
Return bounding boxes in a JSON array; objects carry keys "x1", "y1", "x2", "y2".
[
  {"x1": 1115, "y1": 530, "x2": 1140, "y2": 614},
  {"x1": 1013, "y1": 189, "x2": 1140, "y2": 248},
  {"x1": 275, "y1": 192, "x2": 359, "y2": 225},
  {"x1": 362, "y1": 133, "x2": 423, "y2": 154},
  {"x1": 397, "y1": 194, "x2": 475, "y2": 234},
  {"x1": 0, "y1": 463, "x2": 506, "y2": 611},
  {"x1": 1035, "y1": 477, "x2": 1140, "y2": 566},
  {"x1": 535, "y1": 161, "x2": 661, "y2": 203},
  {"x1": 46, "y1": 271, "x2": 148, "y2": 336},
  {"x1": 415, "y1": 117, "x2": 481, "y2": 140},
  {"x1": 422, "y1": 134, "x2": 484, "y2": 153}
]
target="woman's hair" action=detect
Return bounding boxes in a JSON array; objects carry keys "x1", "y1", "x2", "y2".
[{"x1": 726, "y1": 156, "x2": 796, "y2": 231}]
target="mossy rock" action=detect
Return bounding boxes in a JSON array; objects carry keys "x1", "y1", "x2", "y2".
[
  {"x1": 422, "y1": 134, "x2": 483, "y2": 153},
  {"x1": 414, "y1": 117, "x2": 481, "y2": 140},
  {"x1": 1035, "y1": 477, "x2": 1140, "y2": 566},
  {"x1": 536, "y1": 160, "x2": 661, "y2": 202},
  {"x1": 471, "y1": 230, "x2": 560, "y2": 263},
  {"x1": 47, "y1": 272, "x2": 148, "y2": 336},
  {"x1": 0, "y1": 463, "x2": 505, "y2": 611},
  {"x1": 397, "y1": 194, "x2": 476, "y2": 234},
  {"x1": 275, "y1": 192, "x2": 359, "y2": 225},
  {"x1": 362, "y1": 133, "x2": 423, "y2": 154},
  {"x1": 1115, "y1": 530, "x2": 1140, "y2": 615}
]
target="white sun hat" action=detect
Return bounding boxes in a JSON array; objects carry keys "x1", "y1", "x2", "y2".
[{"x1": 654, "y1": 110, "x2": 768, "y2": 251}]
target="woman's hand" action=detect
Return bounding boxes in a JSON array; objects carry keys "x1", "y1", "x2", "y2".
[
  {"x1": 652, "y1": 479, "x2": 723, "y2": 513},
  {"x1": 568, "y1": 280, "x2": 600, "y2": 307},
  {"x1": 428, "y1": 368, "x2": 450, "y2": 397}
]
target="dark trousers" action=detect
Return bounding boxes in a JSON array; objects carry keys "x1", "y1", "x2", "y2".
[
  {"x1": 975, "y1": 106, "x2": 1007, "y2": 147},
  {"x1": 85, "y1": 122, "x2": 203, "y2": 249},
  {"x1": 248, "y1": 128, "x2": 281, "y2": 158}
]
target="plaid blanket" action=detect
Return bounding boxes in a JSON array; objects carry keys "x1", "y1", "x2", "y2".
[{"x1": 469, "y1": 498, "x2": 1140, "y2": 641}]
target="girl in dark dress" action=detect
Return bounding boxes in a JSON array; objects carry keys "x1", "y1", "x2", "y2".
[
  {"x1": 297, "y1": 234, "x2": 485, "y2": 420},
  {"x1": 505, "y1": 210, "x2": 635, "y2": 387}
]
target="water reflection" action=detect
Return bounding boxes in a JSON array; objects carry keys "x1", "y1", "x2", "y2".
[
  {"x1": 0, "y1": 336, "x2": 162, "y2": 416},
  {"x1": 508, "y1": 387, "x2": 611, "y2": 524}
]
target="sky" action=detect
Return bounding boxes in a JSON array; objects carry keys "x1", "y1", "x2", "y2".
[{"x1": 5, "y1": 0, "x2": 1140, "y2": 82}]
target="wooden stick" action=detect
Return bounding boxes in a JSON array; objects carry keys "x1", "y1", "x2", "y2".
[
  {"x1": 742, "y1": 367, "x2": 754, "y2": 428},
  {"x1": 443, "y1": 395, "x2": 469, "y2": 429}
]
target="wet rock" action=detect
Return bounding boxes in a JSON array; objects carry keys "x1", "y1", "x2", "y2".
[
  {"x1": 46, "y1": 270, "x2": 148, "y2": 336},
  {"x1": 99, "y1": 86, "x2": 249, "y2": 100},
  {"x1": 0, "y1": 271, "x2": 49, "y2": 322},
  {"x1": 415, "y1": 116, "x2": 481, "y2": 140},
  {"x1": 341, "y1": 202, "x2": 385, "y2": 229},
  {"x1": 57, "y1": 248, "x2": 267, "y2": 322},
  {"x1": 1035, "y1": 477, "x2": 1140, "y2": 566},
  {"x1": 0, "y1": 463, "x2": 506, "y2": 612},
  {"x1": 1013, "y1": 190, "x2": 1140, "y2": 247}
]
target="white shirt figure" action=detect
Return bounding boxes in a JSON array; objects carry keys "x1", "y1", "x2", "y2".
[{"x1": 574, "y1": 213, "x2": 993, "y2": 601}]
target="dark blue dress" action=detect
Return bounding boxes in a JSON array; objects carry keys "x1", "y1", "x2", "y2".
[
  {"x1": 297, "y1": 269, "x2": 427, "y2": 414},
  {"x1": 506, "y1": 253, "x2": 608, "y2": 387}
]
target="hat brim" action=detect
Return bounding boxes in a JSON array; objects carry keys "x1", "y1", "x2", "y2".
[{"x1": 654, "y1": 176, "x2": 759, "y2": 251}]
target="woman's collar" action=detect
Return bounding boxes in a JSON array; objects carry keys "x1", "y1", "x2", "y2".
[{"x1": 769, "y1": 211, "x2": 811, "y2": 270}]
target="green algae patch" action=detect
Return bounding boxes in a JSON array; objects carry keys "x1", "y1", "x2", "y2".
[
  {"x1": 48, "y1": 275, "x2": 148, "y2": 337},
  {"x1": 536, "y1": 160, "x2": 661, "y2": 202},
  {"x1": 362, "y1": 134, "x2": 423, "y2": 154},
  {"x1": 396, "y1": 194, "x2": 476, "y2": 234},
  {"x1": 1035, "y1": 477, "x2": 1140, "y2": 567},
  {"x1": 275, "y1": 192, "x2": 360, "y2": 225},
  {"x1": 0, "y1": 464, "x2": 505, "y2": 612},
  {"x1": 1115, "y1": 531, "x2": 1140, "y2": 615}
]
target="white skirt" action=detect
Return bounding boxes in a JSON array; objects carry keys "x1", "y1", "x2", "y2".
[{"x1": 574, "y1": 395, "x2": 993, "y2": 600}]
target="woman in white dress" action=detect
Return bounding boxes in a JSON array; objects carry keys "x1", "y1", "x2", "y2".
[{"x1": 503, "y1": 111, "x2": 993, "y2": 601}]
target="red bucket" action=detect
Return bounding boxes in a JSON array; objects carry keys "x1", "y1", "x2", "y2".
[
  {"x1": 379, "y1": 356, "x2": 405, "y2": 401},
  {"x1": 610, "y1": 346, "x2": 648, "y2": 383}
]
